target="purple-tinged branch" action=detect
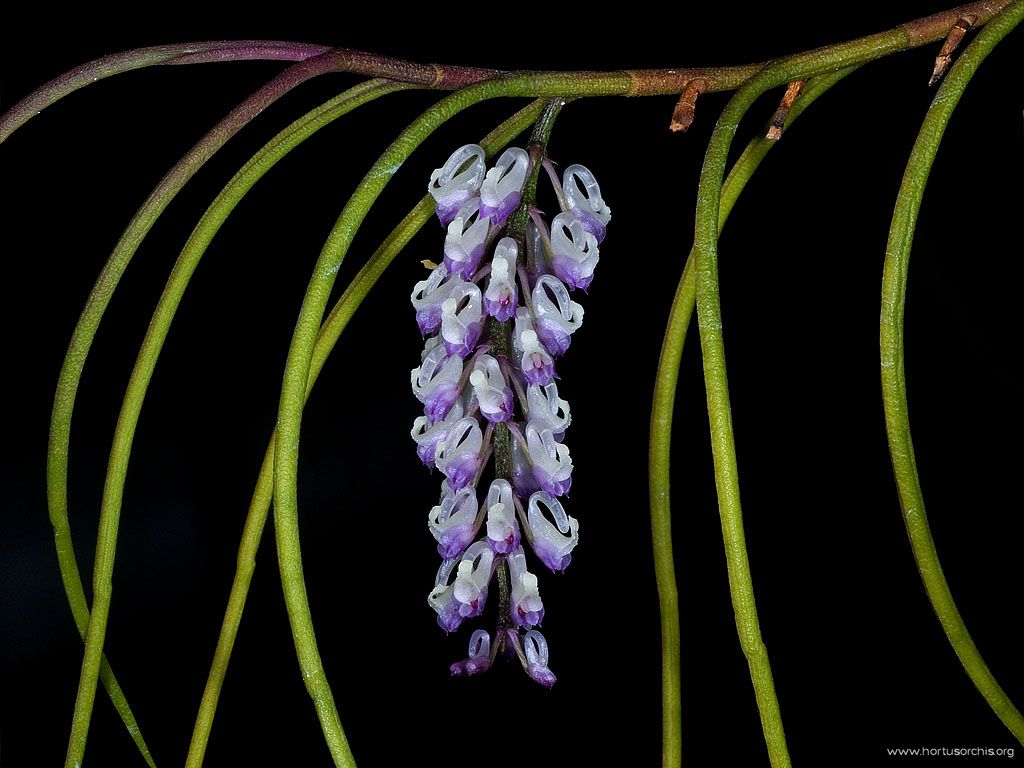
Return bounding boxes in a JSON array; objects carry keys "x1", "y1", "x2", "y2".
[
  {"x1": 4, "y1": 1, "x2": 1010, "y2": 144},
  {"x1": 0, "y1": 41, "x2": 330, "y2": 142}
]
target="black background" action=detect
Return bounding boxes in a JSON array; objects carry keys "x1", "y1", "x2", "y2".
[{"x1": 1, "y1": 5, "x2": 1021, "y2": 766}]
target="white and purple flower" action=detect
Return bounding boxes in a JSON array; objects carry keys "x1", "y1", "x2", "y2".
[
  {"x1": 469, "y1": 354, "x2": 513, "y2": 424},
  {"x1": 410, "y1": 338, "x2": 463, "y2": 424},
  {"x1": 428, "y1": 485, "x2": 482, "y2": 559},
  {"x1": 444, "y1": 198, "x2": 491, "y2": 279},
  {"x1": 563, "y1": 163, "x2": 611, "y2": 244},
  {"x1": 480, "y1": 147, "x2": 529, "y2": 226},
  {"x1": 429, "y1": 144, "x2": 486, "y2": 226},
  {"x1": 483, "y1": 238, "x2": 519, "y2": 322},
  {"x1": 484, "y1": 479, "x2": 520, "y2": 554},
  {"x1": 550, "y1": 212, "x2": 600, "y2": 291},
  {"x1": 525, "y1": 423, "x2": 573, "y2": 497}
]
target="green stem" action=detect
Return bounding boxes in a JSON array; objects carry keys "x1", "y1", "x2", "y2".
[
  {"x1": 649, "y1": 66, "x2": 857, "y2": 768},
  {"x1": 45, "y1": 53, "x2": 360, "y2": 767},
  {"x1": 0, "y1": 41, "x2": 332, "y2": 142},
  {"x1": 685, "y1": 16, "x2": 984, "y2": 767},
  {"x1": 61, "y1": 79, "x2": 404, "y2": 768},
  {"x1": 184, "y1": 100, "x2": 543, "y2": 768},
  {"x1": 880, "y1": 1, "x2": 1024, "y2": 743}
]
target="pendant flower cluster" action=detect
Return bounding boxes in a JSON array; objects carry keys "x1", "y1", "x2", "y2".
[{"x1": 411, "y1": 141, "x2": 610, "y2": 686}]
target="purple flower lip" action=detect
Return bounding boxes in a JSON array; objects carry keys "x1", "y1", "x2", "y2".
[
  {"x1": 523, "y1": 630, "x2": 557, "y2": 688},
  {"x1": 480, "y1": 191, "x2": 521, "y2": 227},
  {"x1": 534, "y1": 319, "x2": 572, "y2": 358},
  {"x1": 515, "y1": 605, "x2": 545, "y2": 629},
  {"x1": 440, "y1": 453, "x2": 480, "y2": 492},
  {"x1": 518, "y1": 329, "x2": 555, "y2": 386},
  {"x1": 527, "y1": 663, "x2": 557, "y2": 688},
  {"x1": 450, "y1": 630, "x2": 492, "y2": 677},
  {"x1": 423, "y1": 384, "x2": 461, "y2": 424},
  {"x1": 450, "y1": 656, "x2": 491, "y2": 676},
  {"x1": 441, "y1": 321, "x2": 482, "y2": 360}
]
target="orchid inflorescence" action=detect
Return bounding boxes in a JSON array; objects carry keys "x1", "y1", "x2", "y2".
[
  {"x1": 6, "y1": 8, "x2": 1021, "y2": 766},
  {"x1": 410, "y1": 141, "x2": 610, "y2": 685}
]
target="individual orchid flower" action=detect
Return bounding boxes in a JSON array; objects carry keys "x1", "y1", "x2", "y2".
[
  {"x1": 410, "y1": 263, "x2": 459, "y2": 336},
  {"x1": 451, "y1": 541, "x2": 495, "y2": 620},
  {"x1": 518, "y1": 330, "x2": 555, "y2": 386},
  {"x1": 562, "y1": 163, "x2": 611, "y2": 243},
  {"x1": 428, "y1": 485, "x2": 482, "y2": 558},
  {"x1": 480, "y1": 147, "x2": 530, "y2": 226},
  {"x1": 525, "y1": 381, "x2": 571, "y2": 437},
  {"x1": 428, "y1": 558, "x2": 468, "y2": 633},
  {"x1": 525, "y1": 491, "x2": 579, "y2": 572},
  {"x1": 443, "y1": 197, "x2": 491, "y2": 279},
  {"x1": 526, "y1": 422, "x2": 573, "y2": 497},
  {"x1": 435, "y1": 417, "x2": 484, "y2": 491},
  {"x1": 440, "y1": 282, "x2": 483, "y2": 358},
  {"x1": 522, "y1": 629, "x2": 557, "y2": 688},
  {"x1": 450, "y1": 629, "x2": 492, "y2": 677},
  {"x1": 411, "y1": 339, "x2": 463, "y2": 424},
  {"x1": 550, "y1": 212, "x2": 600, "y2": 291},
  {"x1": 469, "y1": 353, "x2": 513, "y2": 424},
  {"x1": 483, "y1": 238, "x2": 518, "y2": 322},
  {"x1": 483, "y1": 479, "x2": 520, "y2": 554},
  {"x1": 531, "y1": 275, "x2": 583, "y2": 357},
  {"x1": 514, "y1": 306, "x2": 554, "y2": 385},
  {"x1": 411, "y1": 399, "x2": 465, "y2": 467},
  {"x1": 427, "y1": 542, "x2": 495, "y2": 632},
  {"x1": 507, "y1": 546, "x2": 544, "y2": 629},
  {"x1": 429, "y1": 143, "x2": 486, "y2": 226}
]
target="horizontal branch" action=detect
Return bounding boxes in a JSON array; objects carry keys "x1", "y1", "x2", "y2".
[{"x1": 1, "y1": 1, "x2": 1011, "y2": 144}]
